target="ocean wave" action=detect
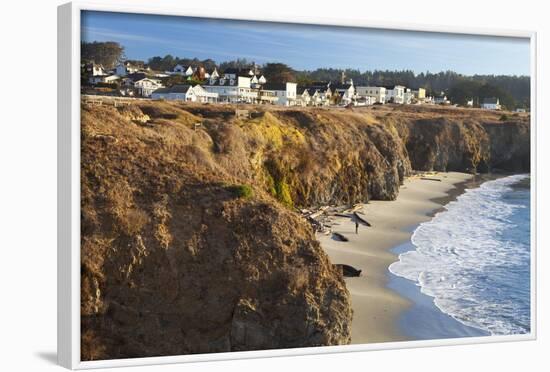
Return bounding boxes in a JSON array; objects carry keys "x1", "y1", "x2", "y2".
[{"x1": 389, "y1": 174, "x2": 531, "y2": 336}]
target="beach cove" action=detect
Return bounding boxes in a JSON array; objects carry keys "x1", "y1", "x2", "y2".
[{"x1": 317, "y1": 171, "x2": 487, "y2": 344}]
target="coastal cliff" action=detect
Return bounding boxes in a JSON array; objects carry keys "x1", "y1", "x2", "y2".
[{"x1": 80, "y1": 100, "x2": 529, "y2": 360}]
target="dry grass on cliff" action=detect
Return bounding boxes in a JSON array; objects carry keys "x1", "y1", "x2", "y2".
[{"x1": 80, "y1": 100, "x2": 354, "y2": 360}]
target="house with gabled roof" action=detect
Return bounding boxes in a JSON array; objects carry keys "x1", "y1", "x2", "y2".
[
  {"x1": 172, "y1": 64, "x2": 186, "y2": 75},
  {"x1": 85, "y1": 62, "x2": 107, "y2": 77},
  {"x1": 203, "y1": 76, "x2": 257, "y2": 103},
  {"x1": 89, "y1": 74, "x2": 120, "y2": 85},
  {"x1": 115, "y1": 61, "x2": 141, "y2": 77},
  {"x1": 296, "y1": 88, "x2": 311, "y2": 106},
  {"x1": 151, "y1": 84, "x2": 218, "y2": 102},
  {"x1": 481, "y1": 97, "x2": 501, "y2": 110},
  {"x1": 134, "y1": 78, "x2": 164, "y2": 97},
  {"x1": 329, "y1": 80, "x2": 355, "y2": 105},
  {"x1": 210, "y1": 68, "x2": 220, "y2": 80},
  {"x1": 302, "y1": 85, "x2": 332, "y2": 106}
]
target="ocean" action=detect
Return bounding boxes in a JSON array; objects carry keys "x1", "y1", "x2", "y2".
[{"x1": 389, "y1": 174, "x2": 531, "y2": 338}]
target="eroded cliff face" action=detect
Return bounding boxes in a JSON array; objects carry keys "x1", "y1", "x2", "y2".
[
  {"x1": 80, "y1": 101, "x2": 529, "y2": 360},
  {"x1": 81, "y1": 103, "x2": 352, "y2": 360}
]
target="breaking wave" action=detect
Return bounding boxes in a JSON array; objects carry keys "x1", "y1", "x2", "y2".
[{"x1": 389, "y1": 174, "x2": 531, "y2": 335}]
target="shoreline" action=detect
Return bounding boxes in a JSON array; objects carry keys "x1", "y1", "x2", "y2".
[{"x1": 317, "y1": 171, "x2": 480, "y2": 344}]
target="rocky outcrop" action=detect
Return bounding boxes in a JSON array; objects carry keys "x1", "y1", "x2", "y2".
[
  {"x1": 482, "y1": 121, "x2": 530, "y2": 172},
  {"x1": 392, "y1": 115, "x2": 529, "y2": 174},
  {"x1": 80, "y1": 101, "x2": 529, "y2": 360}
]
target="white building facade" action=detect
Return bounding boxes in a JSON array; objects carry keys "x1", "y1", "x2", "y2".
[
  {"x1": 151, "y1": 84, "x2": 218, "y2": 102},
  {"x1": 203, "y1": 76, "x2": 257, "y2": 103},
  {"x1": 356, "y1": 86, "x2": 386, "y2": 104},
  {"x1": 386, "y1": 85, "x2": 406, "y2": 104},
  {"x1": 262, "y1": 82, "x2": 298, "y2": 106},
  {"x1": 134, "y1": 78, "x2": 164, "y2": 97}
]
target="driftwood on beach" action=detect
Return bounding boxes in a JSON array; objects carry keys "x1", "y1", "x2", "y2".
[
  {"x1": 421, "y1": 177, "x2": 442, "y2": 182},
  {"x1": 334, "y1": 264, "x2": 362, "y2": 277},
  {"x1": 332, "y1": 232, "x2": 349, "y2": 242},
  {"x1": 353, "y1": 212, "x2": 372, "y2": 227},
  {"x1": 299, "y1": 203, "x2": 370, "y2": 234}
]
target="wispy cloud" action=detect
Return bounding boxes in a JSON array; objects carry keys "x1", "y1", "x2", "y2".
[{"x1": 81, "y1": 11, "x2": 530, "y2": 75}]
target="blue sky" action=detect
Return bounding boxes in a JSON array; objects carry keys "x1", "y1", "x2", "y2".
[{"x1": 81, "y1": 11, "x2": 530, "y2": 76}]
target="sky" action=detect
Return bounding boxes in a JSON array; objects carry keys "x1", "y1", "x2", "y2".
[{"x1": 81, "y1": 11, "x2": 530, "y2": 76}]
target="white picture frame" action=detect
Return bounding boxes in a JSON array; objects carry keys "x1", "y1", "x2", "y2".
[{"x1": 58, "y1": 1, "x2": 537, "y2": 369}]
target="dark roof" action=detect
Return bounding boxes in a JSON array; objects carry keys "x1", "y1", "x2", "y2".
[
  {"x1": 126, "y1": 72, "x2": 147, "y2": 81},
  {"x1": 169, "y1": 85, "x2": 193, "y2": 93},
  {"x1": 379, "y1": 85, "x2": 405, "y2": 90},
  {"x1": 153, "y1": 85, "x2": 192, "y2": 94},
  {"x1": 261, "y1": 82, "x2": 287, "y2": 91},
  {"x1": 303, "y1": 85, "x2": 331, "y2": 94},
  {"x1": 483, "y1": 97, "x2": 499, "y2": 104},
  {"x1": 330, "y1": 83, "x2": 352, "y2": 90},
  {"x1": 205, "y1": 79, "x2": 239, "y2": 86},
  {"x1": 152, "y1": 87, "x2": 171, "y2": 94}
]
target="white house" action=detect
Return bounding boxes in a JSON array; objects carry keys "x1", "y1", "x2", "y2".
[
  {"x1": 296, "y1": 88, "x2": 311, "y2": 106},
  {"x1": 85, "y1": 63, "x2": 107, "y2": 77},
  {"x1": 210, "y1": 68, "x2": 220, "y2": 80},
  {"x1": 481, "y1": 97, "x2": 501, "y2": 110},
  {"x1": 115, "y1": 62, "x2": 139, "y2": 77},
  {"x1": 89, "y1": 74, "x2": 120, "y2": 85},
  {"x1": 356, "y1": 86, "x2": 386, "y2": 104},
  {"x1": 172, "y1": 65, "x2": 195, "y2": 76},
  {"x1": 172, "y1": 64, "x2": 186, "y2": 75},
  {"x1": 262, "y1": 82, "x2": 298, "y2": 106},
  {"x1": 134, "y1": 78, "x2": 164, "y2": 97},
  {"x1": 434, "y1": 94, "x2": 451, "y2": 105},
  {"x1": 303, "y1": 86, "x2": 332, "y2": 106},
  {"x1": 151, "y1": 84, "x2": 218, "y2": 102},
  {"x1": 386, "y1": 85, "x2": 406, "y2": 104},
  {"x1": 404, "y1": 88, "x2": 414, "y2": 104},
  {"x1": 330, "y1": 81, "x2": 355, "y2": 105},
  {"x1": 354, "y1": 95, "x2": 375, "y2": 106},
  {"x1": 257, "y1": 88, "x2": 278, "y2": 104},
  {"x1": 203, "y1": 76, "x2": 257, "y2": 103}
]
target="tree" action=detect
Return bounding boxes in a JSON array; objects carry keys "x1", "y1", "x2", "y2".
[
  {"x1": 262, "y1": 63, "x2": 296, "y2": 83},
  {"x1": 448, "y1": 80, "x2": 483, "y2": 106},
  {"x1": 81, "y1": 41, "x2": 124, "y2": 69},
  {"x1": 219, "y1": 58, "x2": 252, "y2": 71}
]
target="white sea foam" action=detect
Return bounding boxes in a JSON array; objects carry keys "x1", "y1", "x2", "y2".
[{"x1": 389, "y1": 174, "x2": 531, "y2": 335}]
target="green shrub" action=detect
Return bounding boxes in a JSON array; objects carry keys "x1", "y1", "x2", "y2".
[
  {"x1": 499, "y1": 114, "x2": 509, "y2": 121},
  {"x1": 226, "y1": 184, "x2": 254, "y2": 199},
  {"x1": 274, "y1": 179, "x2": 294, "y2": 208}
]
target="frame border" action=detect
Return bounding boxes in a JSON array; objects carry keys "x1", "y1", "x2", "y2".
[{"x1": 57, "y1": 1, "x2": 538, "y2": 369}]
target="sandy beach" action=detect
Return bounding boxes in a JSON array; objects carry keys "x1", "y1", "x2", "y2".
[{"x1": 317, "y1": 171, "x2": 476, "y2": 344}]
